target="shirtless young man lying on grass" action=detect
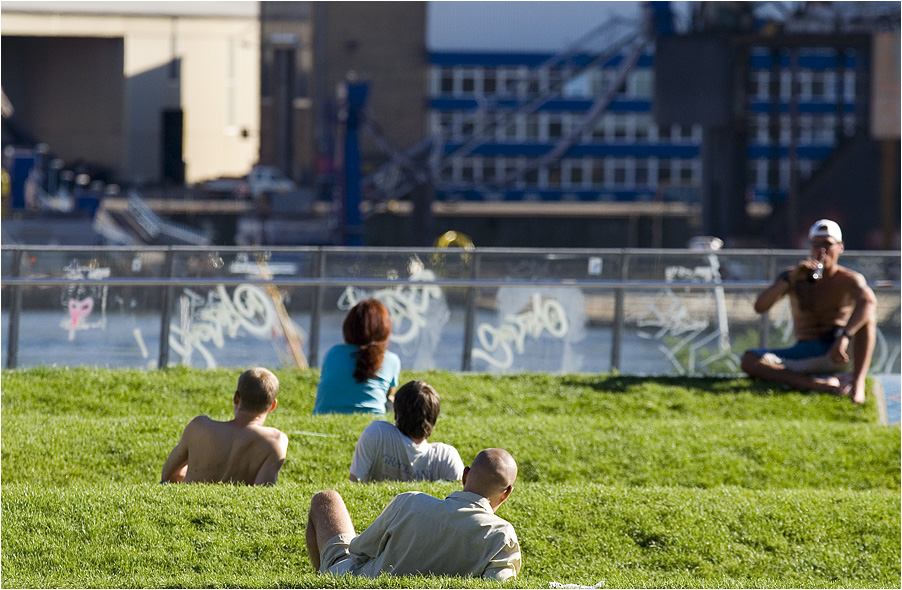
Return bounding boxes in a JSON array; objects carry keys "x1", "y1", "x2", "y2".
[
  {"x1": 161, "y1": 367, "x2": 289, "y2": 485},
  {"x1": 741, "y1": 219, "x2": 877, "y2": 404}
]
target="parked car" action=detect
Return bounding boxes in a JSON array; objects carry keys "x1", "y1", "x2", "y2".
[{"x1": 246, "y1": 165, "x2": 296, "y2": 197}]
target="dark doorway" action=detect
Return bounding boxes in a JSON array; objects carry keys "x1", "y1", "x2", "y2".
[{"x1": 161, "y1": 108, "x2": 185, "y2": 184}]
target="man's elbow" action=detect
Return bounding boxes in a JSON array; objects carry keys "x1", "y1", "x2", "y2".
[
  {"x1": 161, "y1": 462, "x2": 187, "y2": 483},
  {"x1": 864, "y1": 291, "x2": 878, "y2": 319}
]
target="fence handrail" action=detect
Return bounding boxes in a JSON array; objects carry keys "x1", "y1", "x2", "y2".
[
  {"x1": 3, "y1": 244, "x2": 900, "y2": 256},
  {"x1": 2, "y1": 276, "x2": 899, "y2": 290}
]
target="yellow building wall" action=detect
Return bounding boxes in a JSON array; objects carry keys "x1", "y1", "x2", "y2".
[{"x1": 1, "y1": 8, "x2": 260, "y2": 184}]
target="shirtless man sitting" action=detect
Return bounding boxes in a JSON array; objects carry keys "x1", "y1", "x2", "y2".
[
  {"x1": 161, "y1": 367, "x2": 289, "y2": 485},
  {"x1": 741, "y1": 219, "x2": 877, "y2": 404}
]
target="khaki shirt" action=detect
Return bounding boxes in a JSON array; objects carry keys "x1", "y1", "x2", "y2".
[{"x1": 349, "y1": 490, "x2": 521, "y2": 581}]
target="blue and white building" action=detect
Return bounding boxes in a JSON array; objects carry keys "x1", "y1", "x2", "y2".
[{"x1": 427, "y1": 49, "x2": 703, "y2": 203}]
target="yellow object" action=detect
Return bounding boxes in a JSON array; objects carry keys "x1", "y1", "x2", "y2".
[
  {"x1": 1, "y1": 168, "x2": 9, "y2": 216},
  {"x1": 432, "y1": 230, "x2": 475, "y2": 268},
  {"x1": 434, "y1": 230, "x2": 475, "y2": 251}
]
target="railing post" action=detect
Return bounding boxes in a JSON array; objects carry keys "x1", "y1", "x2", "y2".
[
  {"x1": 308, "y1": 247, "x2": 325, "y2": 368},
  {"x1": 610, "y1": 250, "x2": 627, "y2": 373},
  {"x1": 461, "y1": 251, "x2": 480, "y2": 371},
  {"x1": 5, "y1": 249, "x2": 23, "y2": 369},
  {"x1": 760, "y1": 252, "x2": 775, "y2": 348},
  {"x1": 157, "y1": 249, "x2": 175, "y2": 369}
]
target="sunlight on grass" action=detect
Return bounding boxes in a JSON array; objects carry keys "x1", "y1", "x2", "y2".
[{"x1": 1, "y1": 367, "x2": 898, "y2": 588}]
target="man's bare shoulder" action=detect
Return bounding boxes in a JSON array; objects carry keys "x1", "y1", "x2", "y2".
[
  {"x1": 245, "y1": 424, "x2": 289, "y2": 454},
  {"x1": 834, "y1": 265, "x2": 870, "y2": 289},
  {"x1": 185, "y1": 415, "x2": 215, "y2": 431}
]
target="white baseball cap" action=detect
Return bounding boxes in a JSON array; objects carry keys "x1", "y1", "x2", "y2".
[{"x1": 808, "y1": 219, "x2": 842, "y2": 243}]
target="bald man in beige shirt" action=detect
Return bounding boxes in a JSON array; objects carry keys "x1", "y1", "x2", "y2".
[
  {"x1": 161, "y1": 367, "x2": 289, "y2": 485},
  {"x1": 306, "y1": 448, "x2": 521, "y2": 581}
]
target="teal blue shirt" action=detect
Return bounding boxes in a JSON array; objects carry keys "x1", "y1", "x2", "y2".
[{"x1": 313, "y1": 344, "x2": 401, "y2": 415}]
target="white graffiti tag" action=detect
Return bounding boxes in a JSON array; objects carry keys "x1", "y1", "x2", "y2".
[
  {"x1": 472, "y1": 294, "x2": 570, "y2": 370},
  {"x1": 630, "y1": 259, "x2": 736, "y2": 374},
  {"x1": 169, "y1": 284, "x2": 277, "y2": 368},
  {"x1": 339, "y1": 265, "x2": 449, "y2": 346}
]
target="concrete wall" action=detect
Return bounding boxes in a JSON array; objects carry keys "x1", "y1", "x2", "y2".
[
  {"x1": 1, "y1": 6, "x2": 260, "y2": 184},
  {"x1": 321, "y1": 2, "x2": 427, "y2": 175},
  {"x1": 1, "y1": 35, "x2": 126, "y2": 177}
]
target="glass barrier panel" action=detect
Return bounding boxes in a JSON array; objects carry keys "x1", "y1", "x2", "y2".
[
  {"x1": 6, "y1": 285, "x2": 164, "y2": 369},
  {"x1": 466, "y1": 284, "x2": 589, "y2": 373},
  {"x1": 474, "y1": 250, "x2": 623, "y2": 281}
]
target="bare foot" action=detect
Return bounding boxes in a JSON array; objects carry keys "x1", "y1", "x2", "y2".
[
  {"x1": 832, "y1": 374, "x2": 865, "y2": 404},
  {"x1": 848, "y1": 377, "x2": 866, "y2": 405},
  {"x1": 812, "y1": 375, "x2": 843, "y2": 394}
]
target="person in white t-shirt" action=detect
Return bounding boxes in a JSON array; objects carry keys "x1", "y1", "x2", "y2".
[{"x1": 349, "y1": 380, "x2": 464, "y2": 483}]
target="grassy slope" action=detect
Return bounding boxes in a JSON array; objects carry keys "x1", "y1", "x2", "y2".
[{"x1": 1, "y1": 367, "x2": 899, "y2": 588}]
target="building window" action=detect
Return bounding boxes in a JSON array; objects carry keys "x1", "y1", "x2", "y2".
[
  {"x1": 567, "y1": 161, "x2": 584, "y2": 187},
  {"x1": 504, "y1": 159, "x2": 521, "y2": 184},
  {"x1": 440, "y1": 69, "x2": 454, "y2": 94},
  {"x1": 547, "y1": 165, "x2": 562, "y2": 187},
  {"x1": 548, "y1": 115, "x2": 564, "y2": 140},
  {"x1": 657, "y1": 124, "x2": 672, "y2": 141},
  {"x1": 591, "y1": 118, "x2": 606, "y2": 141},
  {"x1": 630, "y1": 68, "x2": 654, "y2": 97},
  {"x1": 779, "y1": 160, "x2": 791, "y2": 190},
  {"x1": 484, "y1": 157, "x2": 497, "y2": 182},
  {"x1": 679, "y1": 160, "x2": 694, "y2": 182},
  {"x1": 810, "y1": 71, "x2": 831, "y2": 99},
  {"x1": 461, "y1": 68, "x2": 476, "y2": 94},
  {"x1": 812, "y1": 114, "x2": 835, "y2": 143},
  {"x1": 658, "y1": 159, "x2": 671, "y2": 185},
  {"x1": 613, "y1": 115, "x2": 629, "y2": 141},
  {"x1": 635, "y1": 160, "x2": 649, "y2": 186},
  {"x1": 483, "y1": 68, "x2": 497, "y2": 95},
  {"x1": 635, "y1": 114, "x2": 651, "y2": 141},
  {"x1": 455, "y1": 158, "x2": 475, "y2": 182},
  {"x1": 591, "y1": 160, "x2": 606, "y2": 186},
  {"x1": 500, "y1": 115, "x2": 519, "y2": 141},
  {"x1": 525, "y1": 115, "x2": 539, "y2": 140},
  {"x1": 612, "y1": 159, "x2": 627, "y2": 185},
  {"x1": 751, "y1": 114, "x2": 769, "y2": 143},
  {"x1": 750, "y1": 71, "x2": 770, "y2": 99},
  {"x1": 842, "y1": 71, "x2": 856, "y2": 102},
  {"x1": 500, "y1": 68, "x2": 521, "y2": 96},
  {"x1": 461, "y1": 118, "x2": 475, "y2": 138},
  {"x1": 676, "y1": 124, "x2": 694, "y2": 142}
]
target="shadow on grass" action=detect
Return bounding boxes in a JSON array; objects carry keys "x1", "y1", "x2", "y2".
[{"x1": 559, "y1": 374, "x2": 820, "y2": 398}]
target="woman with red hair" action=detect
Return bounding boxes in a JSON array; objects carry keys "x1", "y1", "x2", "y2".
[{"x1": 313, "y1": 299, "x2": 401, "y2": 414}]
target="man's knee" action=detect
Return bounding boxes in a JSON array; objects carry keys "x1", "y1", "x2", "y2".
[
  {"x1": 740, "y1": 350, "x2": 761, "y2": 374},
  {"x1": 310, "y1": 490, "x2": 345, "y2": 516}
]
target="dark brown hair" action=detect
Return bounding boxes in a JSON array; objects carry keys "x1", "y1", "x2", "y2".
[
  {"x1": 236, "y1": 367, "x2": 279, "y2": 412},
  {"x1": 394, "y1": 380, "x2": 441, "y2": 440},
  {"x1": 342, "y1": 298, "x2": 392, "y2": 383}
]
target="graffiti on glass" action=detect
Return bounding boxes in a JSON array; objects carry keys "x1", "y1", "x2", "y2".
[{"x1": 169, "y1": 284, "x2": 279, "y2": 368}]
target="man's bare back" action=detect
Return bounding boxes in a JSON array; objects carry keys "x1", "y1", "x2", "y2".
[
  {"x1": 171, "y1": 416, "x2": 288, "y2": 485},
  {"x1": 161, "y1": 367, "x2": 289, "y2": 485}
]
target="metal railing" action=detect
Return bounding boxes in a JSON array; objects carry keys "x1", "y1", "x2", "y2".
[{"x1": 2, "y1": 246, "x2": 899, "y2": 375}]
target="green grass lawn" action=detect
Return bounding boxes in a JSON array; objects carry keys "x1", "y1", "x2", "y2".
[{"x1": 1, "y1": 367, "x2": 899, "y2": 588}]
